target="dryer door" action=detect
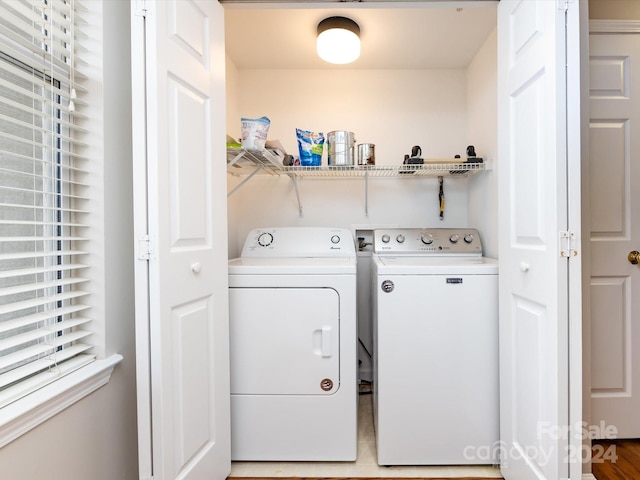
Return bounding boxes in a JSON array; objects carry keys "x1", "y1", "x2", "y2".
[{"x1": 229, "y1": 287, "x2": 340, "y2": 395}]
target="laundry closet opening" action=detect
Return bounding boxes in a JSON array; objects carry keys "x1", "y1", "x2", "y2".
[{"x1": 223, "y1": 1, "x2": 500, "y2": 477}]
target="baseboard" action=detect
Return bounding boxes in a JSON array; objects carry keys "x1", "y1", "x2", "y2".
[{"x1": 583, "y1": 474, "x2": 597, "y2": 480}]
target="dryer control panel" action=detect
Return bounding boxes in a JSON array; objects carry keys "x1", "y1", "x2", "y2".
[
  {"x1": 373, "y1": 228, "x2": 482, "y2": 256},
  {"x1": 241, "y1": 227, "x2": 356, "y2": 257}
]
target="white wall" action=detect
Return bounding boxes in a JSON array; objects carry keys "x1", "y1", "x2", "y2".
[
  {"x1": 0, "y1": 2, "x2": 138, "y2": 478},
  {"x1": 231, "y1": 69, "x2": 469, "y2": 161},
  {"x1": 589, "y1": 0, "x2": 640, "y2": 19},
  {"x1": 226, "y1": 56, "x2": 242, "y2": 258},
  {"x1": 467, "y1": 28, "x2": 498, "y2": 259},
  {"x1": 226, "y1": 68, "x2": 473, "y2": 256},
  {"x1": 225, "y1": 56, "x2": 240, "y2": 139}
]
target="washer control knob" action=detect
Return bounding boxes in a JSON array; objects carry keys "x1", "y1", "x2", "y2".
[
  {"x1": 396, "y1": 234, "x2": 405, "y2": 244},
  {"x1": 421, "y1": 234, "x2": 434, "y2": 245},
  {"x1": 464, "y1": 234, "x2": 474, "y2": 244},
  {"x1": 381, "y1": 234, "x2": 391, "y2": 243},
  {"x1": 331, "y1": 235, "x2": 340, "y2": 244},
  {"x1": 257, "y1": 232, "x2": 273, "y2": 247},
  {"x1": 449, "y1": 234, "x2": 460, "y2": 243}
]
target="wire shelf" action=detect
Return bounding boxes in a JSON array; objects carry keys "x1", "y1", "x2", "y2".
[
  {"x1": 226, "y1": 147, "x2": 285, "y2": 176},
  {"x1": 280, "y1": 162, "x2": 485, "y2": 177},
  {"x1": 227, "y1": 148, "x2": 485, "y2": 178}
]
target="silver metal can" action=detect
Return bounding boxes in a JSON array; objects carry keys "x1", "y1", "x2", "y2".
[
  {"x1": 327, "y1": 131, "x2": 356, "y2": 166},
  {"x1": 357, "y1": 143, "x2": 375, "y2": 165}
]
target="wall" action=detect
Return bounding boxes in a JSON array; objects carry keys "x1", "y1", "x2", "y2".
[
  {"x1": 589, "y1": 0, "x2": 640, "y2": 19},
  {"x1": 226, "y1": 68, "x2": 473, "y2": 256},
  {"x1": 226, "y1": 55, "x2": 240, "y2": 137},
  {"x1": 226, "y1": 57, "x2": 242, "y2": 259},
  {"x1": 0, "y1": 2, "x2": 138, "y2": 479},
  {"x1": 467, "y1": 28, "x2": 498, "y2": 259}
]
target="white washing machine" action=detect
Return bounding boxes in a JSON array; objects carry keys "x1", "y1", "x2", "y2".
[
  {"x1": 372, "y1": 228, "x2": 498, "y2": 465},
  {"x1": 228, "y1": 227, "x2": 357, "y2": 461}
]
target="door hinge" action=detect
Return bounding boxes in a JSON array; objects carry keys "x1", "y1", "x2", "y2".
[
  {"x1": 134, "y1": 0, "x2": 148, "y2": 17},
  {"x1": 560, "y1": 231, "x2": 578, "y2": 258},
  {"x1": 138, "y1": 234, "x2": 153, "y2": 261}
]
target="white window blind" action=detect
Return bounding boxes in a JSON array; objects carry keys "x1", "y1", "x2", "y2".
[{"x1": 0, "y1": 0, "x2": 94, "y2": 408}]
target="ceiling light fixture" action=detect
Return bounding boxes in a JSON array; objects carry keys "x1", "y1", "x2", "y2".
[{"x1": 317, "y1": 16, "x2": 361, "y2": 65}]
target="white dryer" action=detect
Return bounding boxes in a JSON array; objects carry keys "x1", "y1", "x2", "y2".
[
  {"x1": 228, "y1": 227, "x2": 357, "y2": 461},
  {"x1": 372, "y1": 228, "x2": 499, "y2": 465}
]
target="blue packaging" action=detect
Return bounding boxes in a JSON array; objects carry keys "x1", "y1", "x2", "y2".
[{"x1": 296, "y1": 128, "x2": 324, "y2": 166}]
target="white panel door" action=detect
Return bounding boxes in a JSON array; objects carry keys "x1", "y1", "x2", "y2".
[
  {"x1": 131, "y1": 1, "x2": 230, "y2": 479},
  {"x1": 589, "y1": 32, "x2": 640, "y2": 438},
  {"x1": 497, "y1": 1, "x2": 582, "y2": 479}
]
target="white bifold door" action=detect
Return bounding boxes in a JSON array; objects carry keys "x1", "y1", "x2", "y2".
[
  {"x1": 497, "y1": 0, "x2": 583, "y2": 479},
  {"x1": 131, "y1": 1, "x2": 231, "y2": 479}
]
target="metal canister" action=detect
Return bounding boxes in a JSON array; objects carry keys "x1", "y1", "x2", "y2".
[
  {"x1": 327, "y1": 131, "x2": 356, "y2": 166},
  {"x1": 357, "y1": 143, "x2": 375, "y2": 166}
]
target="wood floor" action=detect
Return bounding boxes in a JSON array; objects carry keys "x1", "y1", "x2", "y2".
[{"x1": 592, "y1": 439, "x2": 640, "y2": 480}]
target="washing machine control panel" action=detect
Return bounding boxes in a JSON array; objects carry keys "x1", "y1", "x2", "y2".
[
  {"x1": 241, "y1": 227, "x2": 356, "y2": 257},
  {"x1": 373, "y1": 228, "x2": 482, "y2": 255}
]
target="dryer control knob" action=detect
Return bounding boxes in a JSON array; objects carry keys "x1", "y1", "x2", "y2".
[
  {"x1": 396, "y1": 234, "x2": 405, "y2": 243},
  {"x1": 381, "y1": 234, "x2": 391, "y2": 243},
  {"x1": 331, "y1": 235, "x2": 340, "y2": 244},
  {"x1": 464, "y1": 234, "x2": 474, "y2": 244},
  {"x1": 421, "y1": 234, "x2": 433, "y2": 245},
  {"x1": 257, "y1": 232, "x2": 273, "y2": 247},
  {"x1": 449, "y1": 234, "x2": 460, "y2": 243}
]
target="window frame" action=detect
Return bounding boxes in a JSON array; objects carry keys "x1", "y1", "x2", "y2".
[{"x1": 0, "y1": 0, "x2": 122, "y2": 447}]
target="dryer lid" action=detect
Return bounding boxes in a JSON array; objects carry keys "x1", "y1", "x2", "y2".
[{"x1": 229, "y1": 256, "x2": 356, "y2": 275}]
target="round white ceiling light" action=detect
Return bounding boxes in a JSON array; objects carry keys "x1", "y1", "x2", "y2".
[{"x1": 316, "y1": 16, "x2": 361, "y2": 65}]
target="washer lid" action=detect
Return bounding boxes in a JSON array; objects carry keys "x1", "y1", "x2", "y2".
[
  {"x1": 229, "y1": 256, "x2": 356, "y2": 275},
  {"x1": 374, "y1": 256, "x2": 498, "y2": 275}
]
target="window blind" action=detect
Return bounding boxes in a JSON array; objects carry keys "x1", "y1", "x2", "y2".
[{"x1": 0, "y1": 0, "x2": 94, "y2": 408}]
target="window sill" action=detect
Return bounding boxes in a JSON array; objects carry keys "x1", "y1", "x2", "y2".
[{"x1": 0, "y1": 354, "x2": 123, "y2": 448}]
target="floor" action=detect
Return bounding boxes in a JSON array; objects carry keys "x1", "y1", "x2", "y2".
[
  {"x1": 591, "y1": 439, "x2": 640, "y2": 480},
  {"x1": 229, "y1": 391, "x2": 502, "y2": 479}
]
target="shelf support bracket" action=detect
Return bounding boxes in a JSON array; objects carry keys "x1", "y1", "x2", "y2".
[
  {"x1": 364, "y1": 171, "x2": 369, "y2": 217},
  {"x1": 227, "y1": 150, "x2": 245, "y2": 168},
  {"x1": 227, "y1": 165, "x2": 263, "y2": 197},
  {"x1": 291, "y1": 174, "x2": 303, "y2": 217}
]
